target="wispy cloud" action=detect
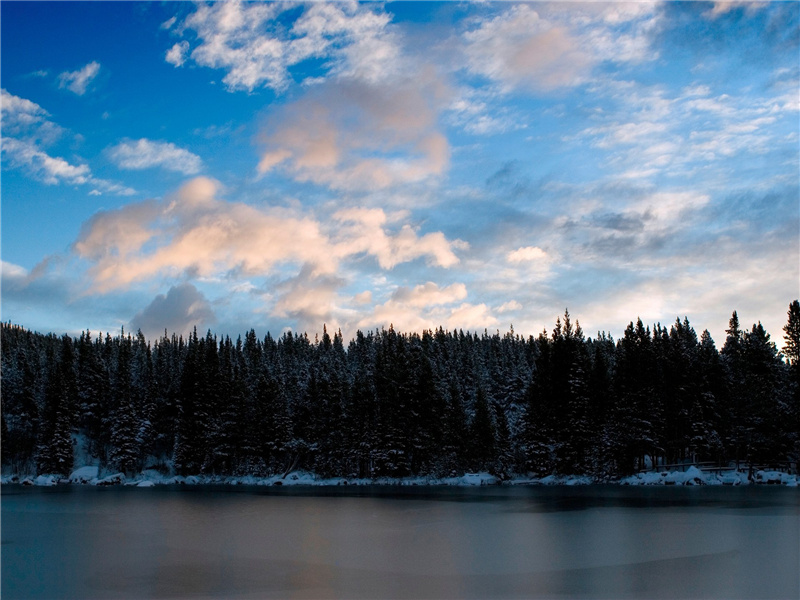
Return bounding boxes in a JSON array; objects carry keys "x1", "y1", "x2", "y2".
[
  {"x1": 1, "y1": 90, "x2": 134, "y2": 196},
  {"x1": 109, "y1": 138, "x2": 203, "y2": 175},
  {"x1": 2, "y1": 137, "x2": 134, "y2": 196},
  {"x1": 461, "y1": 3, "x2": 659, "y2": 93},
  {"x1": 1, "y1": 88, "x2": 63, "y2": 144},
  {"x1": 57, "y1": 61, "x2": 100, "y2": 95}
]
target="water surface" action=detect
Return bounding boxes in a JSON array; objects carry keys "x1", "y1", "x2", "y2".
[{"x1": 2, "y1": 484, "x2": 798, "y2": 599}]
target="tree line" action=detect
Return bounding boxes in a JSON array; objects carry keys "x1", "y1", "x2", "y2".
[{"x1": 2, "y1": 302, "x2": 799, "y2": 480}]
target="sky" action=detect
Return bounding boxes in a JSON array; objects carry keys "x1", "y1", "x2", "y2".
[{"x1": 1, "y1": 1, "x2": 798, "y2": 348}]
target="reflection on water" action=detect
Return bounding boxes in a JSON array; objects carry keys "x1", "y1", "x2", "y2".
[{"x1": 2, "y1": 485, "x2": 798, "y2": 599}]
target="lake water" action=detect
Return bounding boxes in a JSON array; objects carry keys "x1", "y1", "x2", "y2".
[{"x1": 2, "y1": 484, "x2": 798, "y2": 599}]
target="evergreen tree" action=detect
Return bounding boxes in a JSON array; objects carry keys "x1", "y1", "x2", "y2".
[
  {"x1": 783, "y1": 301, "x2": 800, "y2": 460},
  {"x1": 469, "y1": 386, "x2": 497, "y2": 471},
  {"x1": 36, "y1": 336, "x2": 76, "y2": 475},
  {"x1": 108, "y1": 335, "x2": 141, "y2": 475}
]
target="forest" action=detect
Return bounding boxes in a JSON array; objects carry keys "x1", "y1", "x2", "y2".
[{"x1": 2, "y1": 302, "x2": 799, "y2": 481}]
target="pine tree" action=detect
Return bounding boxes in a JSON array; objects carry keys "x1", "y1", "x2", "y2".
[
  {"x1": 108, "y1": 335, "x2": 141, "y2": 475},
  {"x1": 36, "y1": 336, "x2": 76, "y2": 475},
  {"x1": 469, "y1": 386, "x2": 497, "y2": 471},
  {"x1": 783, "y1": 301, "x2": 800, "y2": 461}
]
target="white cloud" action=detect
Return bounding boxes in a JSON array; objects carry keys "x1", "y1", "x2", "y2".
[
  {"x1": 165, "y1": 41, "x2": 190, "y2": 67},
  {"x1": 333, "y1": 208, "x2": 465, "y2": 269},
  {"x1": 1, "y1": 89, "x2": 49, "y2": 126},
  {"x1": 353, "y1": 290, "x2": 372, "y2": 305},
  {"x1": 446, "y1": 303, "x2": 498, "y2": 331},
  {"x1": 507, "y1": 246, "x2": 548, "y2": 263},
  {"x1": 2, "y1": 137, "x2": 135, "y2": 196},
  {"x1": 497, "y1": 300, "x2": 522, "y2": 313},
  {"x1": 1, "y1": 260, "x2": 28, "y2": 284},
  {"x1": 58, "y1": 61, "x2": 100, "y2": 95},
  {"x1": 73, "y1": 177, "x2": 464, "y2": 293},
  {"x1": 2, "y1": 137, "x2": 90, "y2": 184},
  {"x1": 1, "y1": 90, "x2": 133, "y2": 195},
  {"x1": 109, "y1": 138, "x2": 203, "y2": 175},
  {"x1": 390, "y1": 282, "x2": 468, "y2": 308},
  {"x1": 171, "y1": 0, "x2": 400, "y2": 92},
  {"x1": 448, "y1": 88, "x2": 525, "y2": 136},
  {"x1": 1, "y1": 89, "x2": 63, "y2": 144},
  {"x1": 355, "y1": 281, "x2": 495, "y2": 335},
  {"x1": 573, "y1": 77, "x2": 798, "y2": 184}
]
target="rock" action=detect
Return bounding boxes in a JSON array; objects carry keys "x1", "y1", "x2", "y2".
[{"x1": 96, "y1": 473, "x2": 126, "y2": 486}]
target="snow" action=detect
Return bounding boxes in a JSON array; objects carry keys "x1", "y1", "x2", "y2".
[
  {"x1": 620, "y1": 467, "x2": 800, "y2": 487},
  {"x1": 34, "y1": 475, "x2": 58, "y2": 486},
  {"x1": 96, "y1": 473, "x2": 126, "y2": 486},
  {"x1": 5, "y1": 463, "x2": 798, "y2": 488},
  {"x1": 69, "y1": 466, "x2": 99, "y2": 484}
]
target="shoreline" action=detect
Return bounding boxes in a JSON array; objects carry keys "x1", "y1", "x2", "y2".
[{"x1": 3, "y1": 465, "x2": 798, "y2": 488}]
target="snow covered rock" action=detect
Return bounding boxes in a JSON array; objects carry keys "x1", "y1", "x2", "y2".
[
  {"x1": 664, "y1": 466, "x2": 707, "y2": 485},
  {"x1": 69, "y1": 466, "x2": 99, "y2": 484},
  {"x1": 34, "y1": 475, "x2": 58, "y2": 486},
  {"x1": 96, "y1": 473, "x2": 126, "y2": 486},
  {"x1": 755, "y1": 470, "x2": 796, "y2": 485}
]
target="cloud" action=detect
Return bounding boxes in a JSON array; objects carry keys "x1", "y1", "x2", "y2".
[
  {"x1": 704, "y1": 1, "x2": 767, "y2": 19},
  {"x1": 507, "y1": 246, "x2": 548, "y2": 263},
  {"x1": 497, "y1": 300, "x2": 522, "y2": 313},
  {"x1": 109, "y1": 138, "x2": 203, "y2": 175},
  {"x1": 446, "y1": 303, "x2": 498, "y2": 332},
  {"x1": 271, "y1": 267, "x2": 345, "y2": 332},
  {"x1": 390, "y1": 282, "x2": 468, "y2": 308},
  {"x1": 1, "y1": 89, "x2": 49, "y2": 127},
  {"x1": 1, "y1": 89, "x2": 63, "y2": 144},
  {"x1": 2, "y1": 137, "x2": 90, "y2": 184},
  {"x1": 572, "y1": 75, "x2": 799, "y2": 185},
  {"x1": 57, "y1": 61, "x2": 100, "y2": 95},
  {"x1": 1, "y1": 260, "x2": 29, "y2": 291},
  {"x1": 352, "y1": 281, "x2": 495, "y2": 334},
  {"x1": 461, "y1": 4, "x2": 660, "y2": 94},
  {"x1": 332, "y1": 208, "x2": 465, "y2": 269},
  {"x1": 73, "y1": 177, "x2": 465, "y2": 293},
  {"x1": 2, "y1": 137, "x2": 135, "y2": 196},
  {"x1": 130, "y1": 283, "x2": 215, "y2": 340},
  {"x1": 464, "y1": 5, "x2": 593, "y2": 92},
  {"x1": 170, "y1": 0, "x2": 399, "y2": 92},
  {"x1": 1, "y1": 90, "x2": 134, "y2": 195},
  {"x1": 448, "y1": 88, "x2": 525, "y2": 136},
  {"x1": 258, "y1": 75, "x2": 451, "y2": 191},
  {"x1": 165, "y1": 41, "x2": 190, "y2": 67}
]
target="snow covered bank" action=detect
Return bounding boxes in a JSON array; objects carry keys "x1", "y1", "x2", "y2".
[
  {"x1": 620, "y1": 467, "x2": 799, "y2": 487},
  {"x1": 2, "y1": 467, "x2": 796, "y2": 488}
]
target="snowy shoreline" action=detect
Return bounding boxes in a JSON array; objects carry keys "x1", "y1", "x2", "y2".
[{"x1": 3, "y1": 465, "x2": 797, "y2": 488}]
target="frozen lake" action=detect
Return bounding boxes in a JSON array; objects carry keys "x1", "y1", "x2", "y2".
[{"x1": 2, "y1": 484, "x2": 798, "y2": 599}]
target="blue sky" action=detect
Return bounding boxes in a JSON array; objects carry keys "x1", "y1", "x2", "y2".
[{"x1": 2, "y1": 1, "x2": 798, "y2": 347}]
